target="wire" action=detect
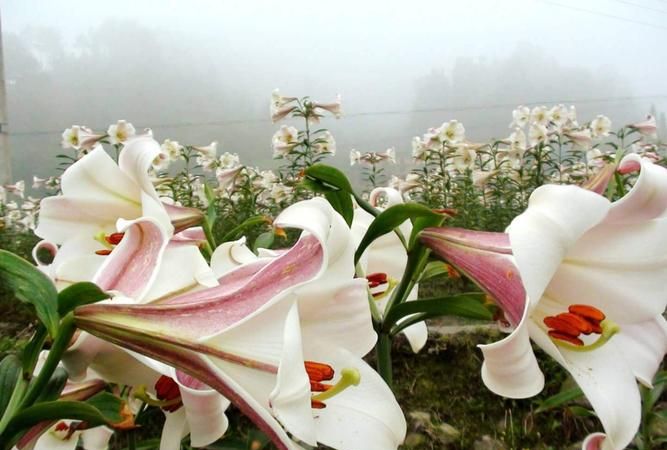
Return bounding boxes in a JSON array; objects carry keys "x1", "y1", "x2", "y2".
[
  {"x1": 607, "y1": 0, "x2": 667, "y2": 14},
  {"x1": 8, "y1": 94, "x2": 667, "y2": 137},
  {"x1": 540, "y1": 0, "x2": 667, "y2": 30}
]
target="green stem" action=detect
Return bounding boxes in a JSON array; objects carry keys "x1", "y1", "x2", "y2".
[
  {"x1": 128, "y1": 428, "x2": 137, "y2": 450},
  {"x1": 19, "y1": 314, "x2": 76, "y2": 411},
  {"x1": 202, "y1": 215, "x2": 217, "y2": 252},
  {"x1": 376, "y1": 333, "x2": 393, "y2": 387},
  {"x1": 383, "y1": 246, "x2": 430, "y2": 320}
]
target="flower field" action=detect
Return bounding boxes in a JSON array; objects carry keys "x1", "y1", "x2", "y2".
[{"x1": 0, "y1": 92, "x2": 665, "y2": 450}]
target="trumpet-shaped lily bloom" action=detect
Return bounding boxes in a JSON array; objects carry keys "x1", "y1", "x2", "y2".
[
  {"x1": 421, "y1": 154, "x2": 667, "y2": 450},
  {"x1": 74, "y1": 197, "x2": 406, "y2": 450},
  {"x1": 35, "y1": 136, "x2": 202, "y2": 244},
  {"x1": 351, "y1": 187, "x2": 428, "y2": 353}
]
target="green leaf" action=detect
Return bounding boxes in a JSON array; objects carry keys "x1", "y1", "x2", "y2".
[
  {"x1": 0, "y1": 355, "x2": 21, "y2": 417},
  {"x1": 57, "y1": 282, "x2": 109, "y2": 316},
  {"x1": 220, "y1": 215, "x2": 270, "y2": 243},
  {"x1": 253, "y1": 231, "x2": 275, "y2": 252},
  {"x1": 0, "y1": 250, "x2": 59, "y2": 338},
  {"x1": 354, "y1": 204, "x2": 442, "y2": 265},
  {"x1": 418, "y1": 261, "x2": 451, "y2": 282},
  {"x1": 535, "y1": 386, "x2": 584, "y2": 413},
  {"x1": 34, "y1": 367, "x2": 68, "y2": 404},
  {"x1": 324, "y1": 190, "x2": 354, "y2": 226},
  {"x1": 20, "y1": 327, "x2": 47, "y2": 378},
  {"x1": 303, "y1": 163, "x2": 354, "y2": 193},
  {"x1": 1, "y1": 393, "x2": 126, "y2": 449},
  {"x1": 385, "y1": 293, "x2": 492, "y2": 328},
  {"x1": 408, "y1": 213, "x2": 446, "y2": 249},
  {"x1": 567, "y1": 405, "x2": 595, "y2": 418}
]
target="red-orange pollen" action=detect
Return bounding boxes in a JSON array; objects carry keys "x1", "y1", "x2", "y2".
[
  {"x1": 543, "y1": 304, "x2": 606, "y2": 346},
  {"x1": 95, "y1": 232, "x2": 125, "y2": 256},
  {"x1": 54, "y1": 421, "x2": 69, "y2": 432},
  {"x1": 154, "y1": 375, "x2": 183, "y2": 412},
  {"x1": 105, "y1": 232, "x2": 125, "y2": 245},
  {"x1": 304, "y1": 360, "x2": 335, "y2": 409}
]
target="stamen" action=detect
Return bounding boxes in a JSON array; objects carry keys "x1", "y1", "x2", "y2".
[
  {"x1": 105, "y1": 232, "x2": 125, "y2": 245},
  {"x1": 547, "y1": 330, "x2": 583, "y2": 346},
  {"x1": 554, "y1": 312, "x2": 593, "y2": 335},
  {"x1": 311, "y1": 399, "x2": 327, "y2": 409},
  {"x1": 304, "y1": 361, "x2": 334, "y2": 382},
  {"x1": 93, "y1": 231, "x2": 114, "y2": 250},
  {"x1": 154, "y1": 376, "x2": 183, "y2": 412},
  {"x1": 95, "y1": 249, "x2": 112, "y2": 256},
  {"x1": 366, "y1": 272, "x2": 388, "y2": 284},
  {"x1": 311, "y1": 368, "x2": 361, "y2": 402},
  {"x1": 543, "y1": 316, "x2": 580, "y2": 338},
  {"x1": 310, "y1": 381, "x2": 333, "y2": 392},
  {"x1": 568, "y1": 304, "x2": 605, "y2": 323}
]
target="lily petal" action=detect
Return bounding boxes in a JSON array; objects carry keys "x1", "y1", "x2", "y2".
[
  {"x1": 613, "y1": 315, "x2": 667, "y2": 387},
  {"x1": 478, "y1": 314, "x2": 544, "y2": 398},
  {"x1": 507, "y1": 184, "x2": 610, "y2": 307}
]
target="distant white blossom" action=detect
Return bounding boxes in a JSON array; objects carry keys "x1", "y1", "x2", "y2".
[
  {"x1": 510, "y1": 105, "x2": 531, "y2": 128},
  {"x1": 590, "y1": 115, "x2": 612, "y2": 138},
  {"x1": 272, "y1": 125, "x2": 299, "y2": 158},
  {"x1": 107, "y1": 120, "x2": 136, "y2": 145}
]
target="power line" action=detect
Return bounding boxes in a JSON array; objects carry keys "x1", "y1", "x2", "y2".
[
  {"x1": 607, "y1": 0, "x2": 667, "y2": 14},
  {"x1": 8, "y1": 94, "x2": 667, "y2": 137},
  {"x1": 540, "y1": 0, "x2": 667, "y2": 30}
]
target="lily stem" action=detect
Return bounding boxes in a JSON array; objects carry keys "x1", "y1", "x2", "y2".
[
  {"x1": 376, "y1": 333, "x2": 393, "y2": 388},
  {"x1": 19, "y1": 313, "x2": 76, "y2": 411}
]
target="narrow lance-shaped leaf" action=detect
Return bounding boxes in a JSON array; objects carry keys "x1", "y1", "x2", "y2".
[
  {"x1": 57, "y1": 282, "x2": 110, "y2": 316},
  {"x1": 355, "y1": 204, "x2": 443, "y2": 265},
  {"x1": 220, "y1": 215, "x2": 271, "y2": 243},
  {"x1": 384, "y1": 292, "x2": 492, "y2": 328},
  {"x1": 0, "y1": 392, "x2": 128, "y2": 450},
  {"x1": 0, "y1": 250, "x2": 59, "y2": 338},
  {"x1": 0, "y1": 355, "x2": 21, "y2": 418}
]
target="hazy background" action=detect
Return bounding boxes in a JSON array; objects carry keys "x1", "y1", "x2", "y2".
[{"x1": 2, "y1": 0, "x2": 666, "y2": 184}]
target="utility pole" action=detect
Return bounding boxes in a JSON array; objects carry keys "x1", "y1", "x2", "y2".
[{"x1": 0, "y1": 10, "x2": 10, "y2": 185}]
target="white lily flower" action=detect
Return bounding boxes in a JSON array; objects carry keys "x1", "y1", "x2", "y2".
[
  {"x1": 193, "y1": 141, "x2": 218, "y2": 159},
  {"x1": 75, "y1": 197, "x2": 406, "y2": 450},
  {"x1": 161, "y1": 139, "x2": 183, "y2": 161},
  {"x1": 272, "y1": 125, "x2": 300, "y2": 158},
  {"x1": 528, "y1": 124, "x2": 549, "y2": 146},
  {"x1": 530, "y1": 106, "x2": 550, "y2": 127},
  {"x1": 438, "y1": 120, "x2": 465, "y2": 143},
  {"x1": 452, "y1": 144, "x2": 476, "y2": 172},
  {"x1": 510, "y1": 105, "x2": 530, "y2": 128},
  {"x1": 106, "y1": 120, "x2": 136, "y2": 145},
  {"x1": 590, "y1": 115, "x2": 612, "y2": 138},
  {"x1": 4, "y1": 180, "x2": 25, "y2": 199},
  {"x1": 422, "y1": 154, "x2": 667, "y2": 450},
  {"x1": 349, "y1": 149, "x2": 361, "y2": 166},
  {"x1": 549, "y1": 104, "x2": 568, "y2": 130},
  {"x1": 509, "y1": 128, "x2": 527, "y2": 151},
  {"x1": 565, "y1": 128, "x2": 593, "y2": 149},
  {"x1": 411, "y1": 137, "x2": 426, "y2": 161},
  {"x1": 629, "y1": 114, "x2": 657, "y2": 139},
  {"x1": 312, "y1": 94, "x2": 342, "y2": 118}
]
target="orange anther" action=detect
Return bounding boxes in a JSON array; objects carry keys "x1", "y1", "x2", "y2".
[
  {"x1": 548, "y1": 330, "x2": 584, "y2": 346},
  {"x1": 366, "y1": 273, "x2": 388, "y2": 284},
  {"x1": 155, "y1": 376, "x2": 182, "y2": 412},
  {"x1": 54, "y1": 421, "x2": 69, "y2": 432},
  {"x1": 304, "y1": 361, "x2": 334, "y2": 382},
  {"x1": 568, "y1": 304, "x2": 605, "y2": 323},
  {"x1": 95, "y1": 249, "x2": 112, "y2": 256},
  {"x1": 311, "y1": 399, "x2": 327, "y2": 409},
  {"x1": 105, "y1": 232, "x2": 125, "y2": 245},
  {"x1": 310, "y1": 381, "x2": 333, "y2": 392},
  {"x1": 555, "y1": 312, "x2": 594, "y2": 335},
  {"x1": 543, "y1": 316, "x2": 580, "y2": 338}
]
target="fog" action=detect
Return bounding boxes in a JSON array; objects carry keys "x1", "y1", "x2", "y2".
[{"x1": 2, "y1": 0, "x2": 666, "y2": 183}]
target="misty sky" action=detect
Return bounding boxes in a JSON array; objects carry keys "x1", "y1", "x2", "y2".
[{"x1": 2, "y1": 0, "x2": 666, "y2": 184}]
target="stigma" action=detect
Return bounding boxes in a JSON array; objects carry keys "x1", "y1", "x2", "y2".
[{"x1": 304, "y1": 361, "x2": 360, "y2": 409}]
